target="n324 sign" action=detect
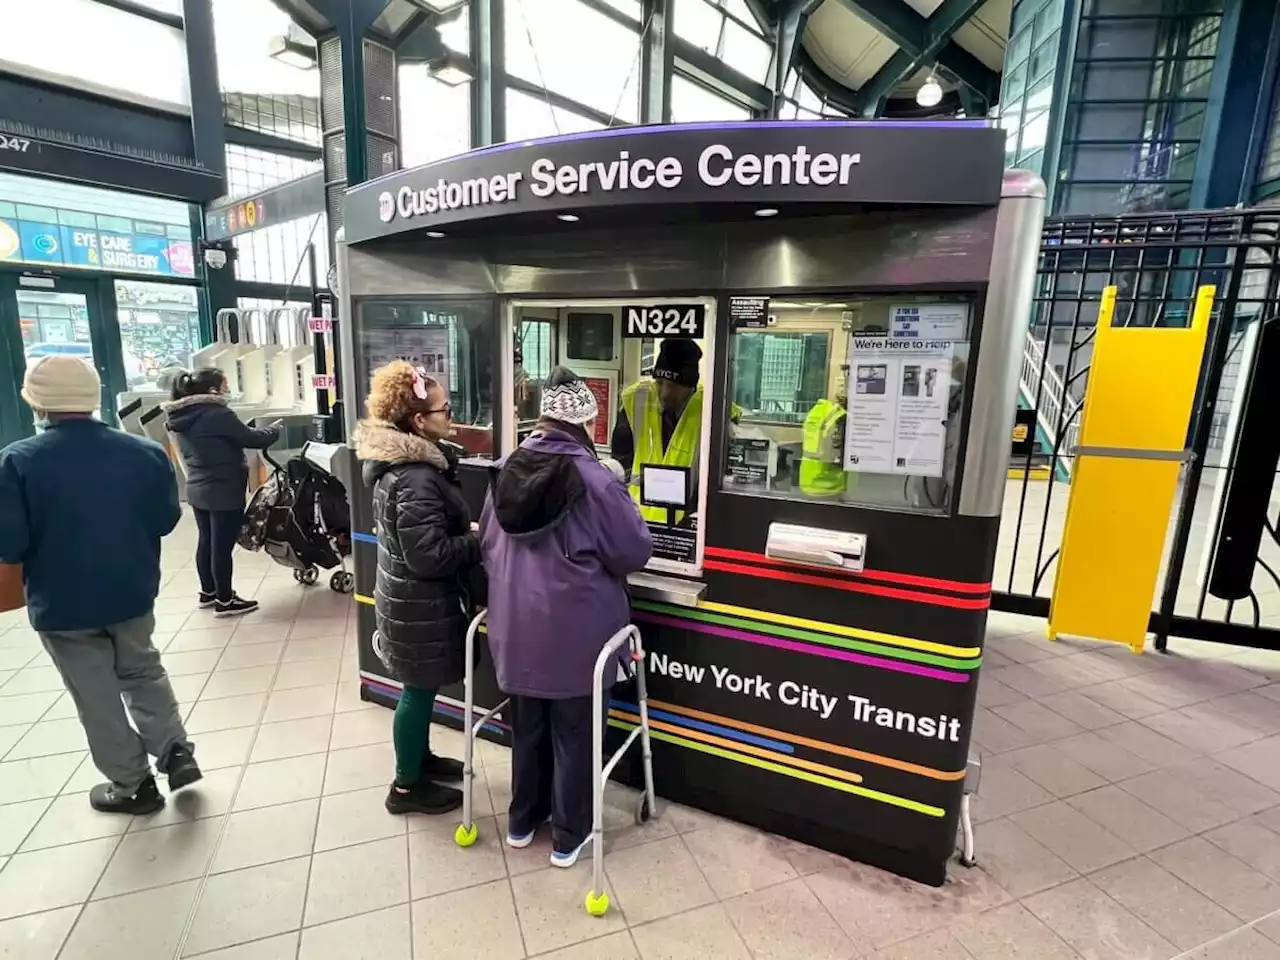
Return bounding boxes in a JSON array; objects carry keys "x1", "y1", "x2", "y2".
[{"x1": 623, "y1": 304, "x2": 706, "y2": 339}]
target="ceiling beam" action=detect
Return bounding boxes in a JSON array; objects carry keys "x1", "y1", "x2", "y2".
[{"x1": 837, "y1": 0, "x2": 998, "y2": 109}]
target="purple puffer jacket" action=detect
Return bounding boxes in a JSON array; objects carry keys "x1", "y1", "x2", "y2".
[{"x1": 479, "y1": 428, "x2": 653, "y2": 699}]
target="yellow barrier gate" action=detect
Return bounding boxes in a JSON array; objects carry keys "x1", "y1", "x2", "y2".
[{"x1": 1047, "y1": 284, "x2": 1213, "y2": 653}]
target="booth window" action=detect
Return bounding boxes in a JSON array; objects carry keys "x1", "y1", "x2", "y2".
[
  {"x1": 722, "y1": 297, "x2": 973, "y2": 514},
  {"x1": 358, "y1": 299, "x2": 495, "y2": 459}
]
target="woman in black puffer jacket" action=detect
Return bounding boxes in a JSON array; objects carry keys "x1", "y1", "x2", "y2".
[{"x1": 353, "y1": 360, "x2": 481, "y2": 817}]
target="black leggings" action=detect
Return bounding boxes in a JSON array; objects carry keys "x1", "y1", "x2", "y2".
[{"x1": 193, "y1": 508, "x2": 243, "y2": 601}]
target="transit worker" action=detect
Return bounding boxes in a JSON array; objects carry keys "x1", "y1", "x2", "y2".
[
  {"x1": 480, "y1": 366, "x2": 652, "y2": 867},
  {"x1": 612, "y1": 339, "x2": 718, "y2": 523},
  {"x1": 799, "y1": 392, "x2": 848, "y2": 498},
  {"x1": 0, "y1": 356, "x2": 201, "y2": 815},
  {"x1": 355, "y1": 361, "x2": 480, "y2": 816}
]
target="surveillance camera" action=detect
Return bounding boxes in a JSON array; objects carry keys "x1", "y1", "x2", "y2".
[
  {"x1": 204, "y1": 248, "x2": 228, "y2": 270},
  {"x1": 767, "y1": 314, "x2": 777, "y2": 326}
]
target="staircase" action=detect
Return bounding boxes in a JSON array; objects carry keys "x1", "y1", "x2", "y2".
[{"x1": 1018, "y1": 332, "x2": 1080, "y2": 481}]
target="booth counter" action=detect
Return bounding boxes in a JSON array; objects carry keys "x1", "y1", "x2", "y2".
[{"x1": 336, "y1": 121, "x2": 1044, "y2": 886}]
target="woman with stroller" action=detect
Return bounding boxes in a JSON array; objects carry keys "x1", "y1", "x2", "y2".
[
  {"x1": 165, "y1": 368, "x2": 280, "y2": 617},
  {"x1": 480, "y1": 366, "x2": 653, "y2": 867},
  {"x1": 354, "y1": 361, "x2": 480, "y2": 816}
]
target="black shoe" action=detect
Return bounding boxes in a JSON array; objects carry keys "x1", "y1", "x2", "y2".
[
  {"x1": 385, "y1": 780, "x2": 463, "y2": 816},
  {"x1": 89, "y1": 776, "x2": 165, "y2": 815},
  {"x1": 214, "y1": 595, "x2": 259, "y2": 618},
  {"x1": 421, "y1": 752, "x2": 464, "y2": 782},
  {"x1": 198, "y1": 592, "x2": 217, "y2": 609},
  {"x1": 165, "y1": 744, "x2": 203, "y2": 791}
]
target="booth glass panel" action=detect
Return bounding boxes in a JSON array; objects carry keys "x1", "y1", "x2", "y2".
[
  {"x1": 721, "y1": 296, "x2": 974, "y2": 514},
  {"x1": 357, "y1": 298, "x2": 495, "y2": 459},
  {"x1": 114, "y1": 280, "x2": 201, "y2": 394}
]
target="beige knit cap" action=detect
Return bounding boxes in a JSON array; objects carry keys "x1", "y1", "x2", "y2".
[{"x1": 20, "y1": 355, "x2": 102, "y2": 413}]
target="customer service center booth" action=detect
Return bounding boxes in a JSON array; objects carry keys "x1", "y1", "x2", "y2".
[{"x1": 336, "y1": 122, "x2": 1044, "y2": 886}]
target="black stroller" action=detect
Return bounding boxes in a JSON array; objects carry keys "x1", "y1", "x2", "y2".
[{"x1": 239, "y1": 446, "x2": 354, "y2": 593}]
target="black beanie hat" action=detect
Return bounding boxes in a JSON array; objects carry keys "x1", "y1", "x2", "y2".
[{"x1": 652, "y1": 339, "x2": 702, "y2": 389}]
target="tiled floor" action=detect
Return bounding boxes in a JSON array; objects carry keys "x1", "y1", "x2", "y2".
[{"x1": 0, "y1": 517, "x2": 1278, "y2": 958}]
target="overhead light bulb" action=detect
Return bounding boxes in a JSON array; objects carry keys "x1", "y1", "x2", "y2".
[
  {"x1": 755, "y1": 208, "x2": 779, "y2": 218},
  {"x1": 916, "y1": 75, "x2": 943, "y2": 108},
  {"x1": 557, "y1": 214, "x2": 580, "y2": 223},
  {"x1": 426, "y1": 231, "x2": 446, "y2": 238}
]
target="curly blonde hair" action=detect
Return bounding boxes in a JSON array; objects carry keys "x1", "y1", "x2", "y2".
[{"x1": 365, "y1": 360, "x2": 442, "y2": 426}]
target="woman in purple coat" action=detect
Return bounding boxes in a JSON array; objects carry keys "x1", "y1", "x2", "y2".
[{"x1": 479, "y1": 366, "x2": 653, "y2": 867}]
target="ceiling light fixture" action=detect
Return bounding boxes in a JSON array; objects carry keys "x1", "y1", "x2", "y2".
[
  {"x1": 427, "y1": 50, "x2": 474, "y2": 87},
  {"x1": 426, "y1": 231, "x2": 447, "y2": 238},
  {"x1": 916, "y1": 72, "x2": 943, "y2": 109},
  {"x1": 267, "y1": 35, "x2": 318, "y2": 71},
  {"x1": 755, "y1": 208, "x2": 779, "y2": 218},
  {"x1": 557, "y1": 214, "x2": 580, "y2": 223}
]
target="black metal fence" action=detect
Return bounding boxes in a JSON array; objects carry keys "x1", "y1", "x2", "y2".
[{"x1": 995, "y1": 209, "x2": 1280, "y2": 650}]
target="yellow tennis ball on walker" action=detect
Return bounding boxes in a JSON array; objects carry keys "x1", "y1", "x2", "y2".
[
  {"x1": 454, "y1": 823, "x2": 478, "y2": 847},
  {"x1": 585, "y1": 890, "x2": 610, "y2": 916}
]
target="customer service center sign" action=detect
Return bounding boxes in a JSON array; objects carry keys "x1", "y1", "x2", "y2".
[{"x1": 343, "y1": 121, "x2": 1005, "y2": 242}]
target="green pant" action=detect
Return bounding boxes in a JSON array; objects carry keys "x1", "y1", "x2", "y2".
[{"x1": 393, "y1": 685, "x2": 437, "y2": 786}]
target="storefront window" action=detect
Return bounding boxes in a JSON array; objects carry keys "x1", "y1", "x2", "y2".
[
  {"x1": 114, "y1": 281, "x2": 202, "y2": 392},
  {"x1": 358, "y1": 299, "x2": 495, "y2": 459},
  {"x1": 722, "y1": 296, "x2": 973, "y2": 514}
]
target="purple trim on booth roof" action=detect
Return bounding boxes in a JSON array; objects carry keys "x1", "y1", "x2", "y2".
[{"x1": 356, "y1": 119, "x2": 997, "y2": 187}]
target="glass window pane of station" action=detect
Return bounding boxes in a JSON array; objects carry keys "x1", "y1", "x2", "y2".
[
  {"x1": 505, "y1": 89, "x2": 607, "y2": 142},
  {"x1": 358, "y1": 299, "x2": 496, "y2": 459},
  {"x1": 114, "y1": 281, "x2": 201, "y2": 393},
  {"x1": 721, "y1": 19, "x2": 772, "y2": 82},
  {"x1": 505, "y1": 0, "x2": 642, "y2": 122},
  {"x1": 671, "y1": 75, "x2": 752, "y2": 123},
  {"x1": 400, "y1": 67, "x2": 473, "y2": 166},
  {"x1": 721, "y1": 296, "x2": 974, "y2": 514},
  {"x1": 673, "y1": 0, "x2": 725, "y2": 52}
]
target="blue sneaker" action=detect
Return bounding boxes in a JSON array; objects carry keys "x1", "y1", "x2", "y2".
[
  {"x1": 506, "y1": 827, "x2": 536, "y2": 849},
  {"x1": 550, "y1": 835, "x2": 592, "y2": 869}
]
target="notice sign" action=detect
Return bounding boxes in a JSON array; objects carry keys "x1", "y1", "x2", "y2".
[
  {"x1": 729, "y1": 297, "x2": 769, "y2": 329},
  {"x1": 890, "y1": 303, "x2": 968, "y2": 341},
  {"x1": 584, "y1": 376, "x2": 612, "y2": 446},
  {"x1": 726, "y1": 437, "x2": 770, "y2": 488},
  {"x1": 844, "y1": 336, "x2": 953, "y2": 478},
  {"x1": 364, "y1": 325, "x2": 453, "y2": 397}
]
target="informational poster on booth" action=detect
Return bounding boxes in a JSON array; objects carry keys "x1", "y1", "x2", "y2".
[
  {"x1": 844, "y1": 335, "x2": 953, "y2": 478},
  {"x1": 583, "y1": 376, "x2": 613, "y2": 446},
  {"x1": 362, "y1": 325, "x2": 452, "y2": 396},
  {"x1": 889, "y1": 303, "x2": 968, "y2": 341}
]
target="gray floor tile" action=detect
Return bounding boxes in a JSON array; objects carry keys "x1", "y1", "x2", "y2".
[
  {"x1": 990, "y1": 700, "x2": 1084, "y2": 743},
  {"x1": 217, "y1": 643, "x2": 285, "y2": 672},
  {"x1": 191, "y1": 726, "x2": 256, "y2": 771},
  {"x1": 970, "y1": 760, "x2": 1054, "y2": 824},
  {"x1": 1065, "y1": 785, "x2": 1192, "y2": 853},
  {"x1": 233, "y1": 754, "x2": 327, "y2": 811},
  {"x1": 127, "y1": 766, "x2": 239, "y2": 831},
  {"x1": 1151, "y1": 836, "x2": 1280, "y2": 923},
  {"x1": 1010, "y1": 800, "x2": 1137, "y2": 874},
  {"x1": 94, "y1": 817, "x2": 221, "y2": 898},
  {"x1": 967, "y1": 816, "x2": 1078, "y2": 898},
  {"x1": 1023, "y1": 878, "x2": 1178, "y2": 960},
  {"x1": 0, "y1": 796, "x2": 50, "y2": 855},
  {"x1": 1039, "y1": 689, "x2": 1128, "y2": 729},
  {"x1": 952, "y1": 901, "x2": 1080, "y2": 959},
  {"x1": 510, "y1": 862, "x2": 625, "y2": 954},
  {"x1": 680, "y1": 819, "x2": 799, "y2": 898},
  {"x1": 631, "y1": 903, "x2": 751, "y2": 960},
  {"x1": 249, "y1": 715, "x2": 333, "y2": 763},
  {"x1": 407, "y1": 814, "x2": 506, "y2": 900},
  {"x1": 1050, "y1": 730, "x2": 1159, "y2": 782},
  {"x1": 212, "y1": 798, "x2": 319, "y2": 874},
  {"x1": 1091, "y1": 855, "x2": 1241, "y2": 949},
  {"x1": 182, "y1": 856, "x2": 311, "y2": 956},
  {"x1": 186, "y1": 934, "x2": 301, "y2": 960},
  {"x1": 723, "y1": 877, "x2": 857, "y2": 960},
  {"x1": 273, "y1": 657, "x2": 341, "y2": 690},
  {"x1": 602, "y1": 835, "x2": 716, "y2": 925},
  {"x1": 60, "y1": 879, "x2": 199, "y2": 959},
  {"x1": 999, "y1": 744, "x2": 1107, "y2": 798},
  {"x1": 534, "y1": 931, "x2": 639, "y2": 960},
  {"x1": 0, "y1": 905, "x2": 80, "y2": 959},
  {"x1": 328, "y1": 709, "x2": 392, "y2": 751},
  {"x1": 1203, "y1": 816, "x2": 1280, "y2": 882},
  {"x1": 184, "y1": 692, "x2": 266, "y2": 735},
  {"x1": 314, "y1": 786, "x2": 404, "y2": 851},
  {"x1": 261, "y1": 684, "x2": 337, "y2": 723},
  {"x1": 1181, "y1": 927, "x2": 1280, "y2": 960},
  {"x1": 0, "y1": 725, "x2": 32, "y2": 760},
  {"x1": 412, "y1": 877, "x2": 526, "y2": 959},
  {"x1": 322, "y1": 742, "x2": 395, "y2": 795},
  {"x1": 20, "y1": 792, "x2": 132, "y2": 851},
  {"x1": 200, "y1": 666, "x2": 277, "y2": 701},
  {"x1": 0, "y1": 752, "x2": 83, "y2": 804},
  {"x1": 1217, "y1": 735, "x2": 1280, "y2": 792},
  {"x1": 0, "y1": 692, "x2": 60, "y2": 727},
  {"x1": 0, "y1": 836, "x2": 117, "y2": 920},
  {"x1": 304, "y1": 835, "x2": 409, "y2": 926},
  {"x1": 298, "y1": 904, "x2": 411, "y2": 960}
]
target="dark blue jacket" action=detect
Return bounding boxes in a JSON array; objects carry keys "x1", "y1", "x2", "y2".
[
  {"x1": 164, "y1": 395, "x2": 279, "y2": 512},
  {"x1": 0, "y1": 419, "x2": 181, "y2": 632}
]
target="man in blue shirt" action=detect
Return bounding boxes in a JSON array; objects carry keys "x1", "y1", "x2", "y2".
[{"x1": 0, "y1": 355, "x2": 201, "y2": 814}]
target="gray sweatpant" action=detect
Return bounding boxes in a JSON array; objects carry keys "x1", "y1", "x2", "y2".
[{"x1": 39, "y1": 611, "x2": 192, "y2": 793}]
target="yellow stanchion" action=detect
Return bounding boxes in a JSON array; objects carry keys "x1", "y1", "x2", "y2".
[{"x1": 1047, "y1": 284, "x2": 1213, "y2": 653}]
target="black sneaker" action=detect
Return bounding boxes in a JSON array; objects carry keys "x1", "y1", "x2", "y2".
[
  {"x1": 421, "y1": 752, "x2": 464, "y2": 782},
  {"x1": 214, "y1": 595, "x2": 259, "y2": 618},
  {"x1": 198, "y1": 592, "x2": 217, "y2": 609},
  {"x1": 385, "y1": 780, "x2": 463, "y2": 816},
  {"x1": 89, "y1": 776, "x2": 165, "y2": 815},
  {"x1": 165, "y1": 744, "x2": 203, "y2": 791}
]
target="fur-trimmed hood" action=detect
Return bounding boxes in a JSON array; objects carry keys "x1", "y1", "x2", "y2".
[
  {"x1": 161, "y1": 393, "x2": 227, "y2": 413},
  {"x1": 163, "y1": 393, "x2": 228, "y2": 434},
  {"x1": 354, "y1": 418, "x2": 449, "y2": 486}
]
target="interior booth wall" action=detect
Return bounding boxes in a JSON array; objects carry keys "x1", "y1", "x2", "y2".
[{"x1": 335, "y1": 122, "x2": 1044, "y2": 886}]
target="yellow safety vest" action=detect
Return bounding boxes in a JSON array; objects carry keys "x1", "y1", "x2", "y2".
[
  {"x1": 621, "y1": 381, "x2": 703, "y2": 524},
  {"x1": 799, "y1": 399, "x2": 847, "y2": 497}
]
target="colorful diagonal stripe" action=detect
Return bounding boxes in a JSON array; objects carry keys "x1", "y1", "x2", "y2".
[{"x1": 609, "y1": 700, "x2": 794, "y2": 754}]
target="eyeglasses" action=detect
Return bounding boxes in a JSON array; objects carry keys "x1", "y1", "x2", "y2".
[{"x1": 425, "y1": 403, "x2": 452, "y2": 417}]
